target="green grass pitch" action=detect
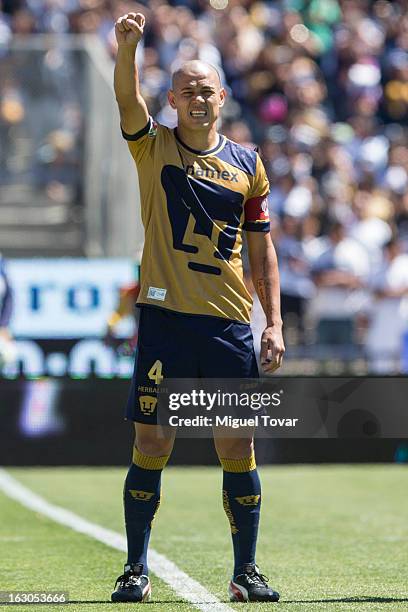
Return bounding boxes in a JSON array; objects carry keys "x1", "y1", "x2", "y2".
[{"x1": 1, "y1": 465, "x2": 407, "y2": 611}]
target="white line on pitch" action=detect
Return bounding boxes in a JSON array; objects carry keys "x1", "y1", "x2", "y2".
[{"x1": 0, "y1": 469, "x2": 234, "y2": 612}]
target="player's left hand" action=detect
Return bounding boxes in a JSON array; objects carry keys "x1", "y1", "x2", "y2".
[{"x1": 260, "y1": 325, "x2": 285, "y2": 373}]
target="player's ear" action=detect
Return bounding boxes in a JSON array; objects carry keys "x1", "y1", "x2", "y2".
[
  {"x1": 168, "y1": 90, "x2": 177, "y2": 109},
  {"x1": 219, "y1": 87, "x2": 226, "y2": 108}
]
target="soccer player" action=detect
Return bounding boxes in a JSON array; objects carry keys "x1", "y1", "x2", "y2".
[
  {"x1": 104, "y1": 280, "x2": 140, "y2": 355},
  {"x1": 111, "y1": 12, "x2": 285, "y2": 604}
]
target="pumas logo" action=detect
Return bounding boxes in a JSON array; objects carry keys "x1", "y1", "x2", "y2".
[
  {"x1": 235, "y1": 495, "x2": 261, "y2": 506},
  {"x1": 185, "y1": 164, "x2": 239, "y2": 183},
  {"x1": 129, "y1": 490, "x2": 154, "y2": 501},
  {"x1": 139, "y1": 395, "x2": 158, "y2": 415}
]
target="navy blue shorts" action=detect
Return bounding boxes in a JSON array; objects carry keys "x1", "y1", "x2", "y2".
[{"x1": 125, "y1": 306, "x2": 259, "y2": 423}]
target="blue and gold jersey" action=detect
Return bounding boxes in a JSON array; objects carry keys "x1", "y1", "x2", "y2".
[{"x1": 122, "y1": 118, "x2": 270, "y2": 323}]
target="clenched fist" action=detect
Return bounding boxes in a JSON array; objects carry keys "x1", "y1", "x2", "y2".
[{"x1": 115, "y1": 13, "x2": 145, "y2": 47}]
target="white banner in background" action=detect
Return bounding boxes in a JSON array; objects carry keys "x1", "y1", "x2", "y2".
[{"x1": 7, "y1": 259, "x2": 137, "y2": 338}]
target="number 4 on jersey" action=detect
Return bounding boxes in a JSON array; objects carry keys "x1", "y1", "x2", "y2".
[{"x1": 148, "y1": 360, "x2": 164, "y2": 385}]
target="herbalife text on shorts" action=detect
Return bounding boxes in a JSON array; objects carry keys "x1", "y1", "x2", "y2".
[{"x1": 168, "y1": 389, "x2": 282, "y2": 412}]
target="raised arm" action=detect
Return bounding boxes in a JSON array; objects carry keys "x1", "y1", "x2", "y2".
[
  {"x1": 247, "y1": 231, "x2": 285, "y2": 373},
  {"x1": 114, "y1": 12, "x2": 149, "y2": 135}
]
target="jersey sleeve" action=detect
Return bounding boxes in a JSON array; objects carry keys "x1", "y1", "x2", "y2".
[
  {"x1": 243, "y1": 153, "x2": 270, "y2": 232},
  {"x1": 121, "y1": 117, "x2": 158, "y2": 164}
]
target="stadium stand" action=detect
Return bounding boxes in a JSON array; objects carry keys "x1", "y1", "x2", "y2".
[{"x1": 1, "y1": 0, "x2": 408, "y2": 370}]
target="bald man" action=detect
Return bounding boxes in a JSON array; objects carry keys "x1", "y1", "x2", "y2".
[{"x1": 112, "y1": 12, "x2": 284, "y2": 604}]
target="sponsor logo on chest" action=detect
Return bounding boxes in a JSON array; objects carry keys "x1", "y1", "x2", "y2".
[{"x1": 185, "y1": 164, "x2": 239, "y2": 183}]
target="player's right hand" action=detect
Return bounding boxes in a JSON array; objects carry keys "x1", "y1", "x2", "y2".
[{"x1": 115, "y1": 13, "x2": 145, "y2": 47}]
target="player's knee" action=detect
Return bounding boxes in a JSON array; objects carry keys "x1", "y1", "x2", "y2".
[
  {"x1": 134, "y1": 423, "x2": 175, "y2": 457},
  {"x1": 136, "y1": 436, "x2": 174, "y2": 457},
  {"x1": 215, "y1": 437, "x2": 254, "y2": 460}
]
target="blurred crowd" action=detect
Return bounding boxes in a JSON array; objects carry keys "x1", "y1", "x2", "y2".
[{"x1": 1, "y1": 0, "x2": 408, "y2": 371}]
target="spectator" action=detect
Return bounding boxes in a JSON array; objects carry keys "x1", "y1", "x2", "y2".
[
  {"x1": 309, "y1": 221, "x2": 370, "y2": 352},
  {"x1": 276, "y1": 214, "x2": 314, "y2": 341},
  {"x1": 365, "y1": 238, "x2": 408, "y2": 373}
]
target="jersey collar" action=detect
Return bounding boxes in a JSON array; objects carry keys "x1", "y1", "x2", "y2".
[{"x1": 174, "y1": 129, "x2": 226, "y2": 157}]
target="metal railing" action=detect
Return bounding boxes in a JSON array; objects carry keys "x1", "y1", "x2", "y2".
[{"x1": 0, "y1": 35, "x2": 143, "y2": 258}]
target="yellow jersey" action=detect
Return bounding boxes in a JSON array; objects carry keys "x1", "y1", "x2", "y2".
[{"x1": 122, "y1": 118, "x2": 270, "y2": 323}]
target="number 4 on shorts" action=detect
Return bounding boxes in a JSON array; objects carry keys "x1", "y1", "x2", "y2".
[{"x1": 148, "y1": 360, "x2": 164, "y2": 385}]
